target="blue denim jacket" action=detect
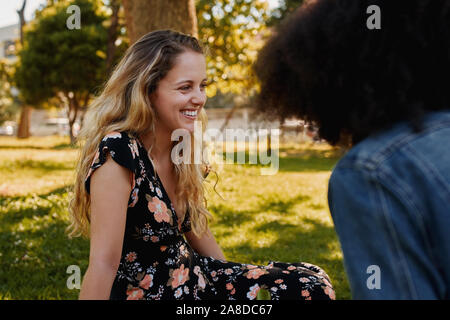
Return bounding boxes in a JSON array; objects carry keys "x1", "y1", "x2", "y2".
[{"x1": 328, "y1": 110, "x2": 450, "y2": 299}]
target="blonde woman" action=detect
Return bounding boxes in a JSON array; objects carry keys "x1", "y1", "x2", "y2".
[{"x1": 69, "y1": 29, "x2": 335, "y2": 300}]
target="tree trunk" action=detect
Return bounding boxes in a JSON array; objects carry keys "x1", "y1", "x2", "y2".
[
  {"x1": 78, "y1": 93, "x2": 90, "y2": 134},
  {"x1": 58, "y1": 91, "x2": 79, "y2": 145},
  {"x1": 16, "y1": 0, "x2": 32, "y2": 139},
  {"x1": 18, "y1": 0, "x2": 26, "y2": 46},
  {"x1": 122, "y1": 0, "x2": 198, "y2": 44},
  {"x1": 220, "y1": 104, "x2": 238, "y2": 132},
  {"x1": 67, "y1": 94, "x2": 79, "y2": 145},
  {"x1": 106, "y1": 0, "x2": 121, "y2": 76},
  {"x1": 17, "y1": 106, "x2": 32, "y2": 139}
]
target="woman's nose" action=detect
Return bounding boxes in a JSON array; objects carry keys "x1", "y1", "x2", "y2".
[{"x1": 191, "y1": 88, "x2": 206, "y2": 106}]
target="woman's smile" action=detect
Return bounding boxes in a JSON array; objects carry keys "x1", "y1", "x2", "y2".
[{"x1": 180, "y1": 108, "x2": 199, "y2": 120}]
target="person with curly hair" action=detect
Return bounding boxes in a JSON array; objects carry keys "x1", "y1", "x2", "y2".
[{"x1": 254, "y1": 0, "x2": 450, "y2": 299}]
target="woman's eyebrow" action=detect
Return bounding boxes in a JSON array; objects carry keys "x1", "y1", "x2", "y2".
[{"x1": 174, "y1": 79, "x2": 208, "y2": 85}]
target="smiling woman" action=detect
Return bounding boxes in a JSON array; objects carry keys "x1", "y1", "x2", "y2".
[
  {"x1": 143, "y1": 50, "x2": 208, "y2": 136},
  {"x1": 68, "y1": 29, "x2": 334, "y2": 301}
]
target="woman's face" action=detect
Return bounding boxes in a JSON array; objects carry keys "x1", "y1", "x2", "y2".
[{"x1": 150, "y1": 50, "x2": 207, "y2": 134}]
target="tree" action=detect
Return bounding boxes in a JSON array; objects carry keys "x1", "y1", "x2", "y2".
[
  {"x1": 0, "y1": 60, "x2": 20, "y2": 126},
  {"x1": 105, "y1": 0, "x2": 123, "y2": 75},
  {"x1": 194, "y1": 0, "x2": 274, "y2": 133},
  {"x1": 196, "y1": 0, "x2": 271, "y2": 97},
  {"x1": 122, "y1": 0, "x2": 198, "y2": 44},
  {"x1": 16, "y1": 0, "x2": 33, "y2": 138},
  {"x1": 14, "y1": 0, "x2": 108, "y2": 144},
  {"x1": 266, "y1": 0, "x2": 305, "y2": 26}
]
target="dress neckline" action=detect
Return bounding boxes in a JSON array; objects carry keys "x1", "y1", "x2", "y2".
[{"x1": 135, "y1": 135, "x2": 186, "y2": 226}]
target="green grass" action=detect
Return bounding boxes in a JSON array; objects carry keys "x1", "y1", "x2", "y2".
[{"x1": 0, "y1": 136, "x2": 350, "y2": 300}]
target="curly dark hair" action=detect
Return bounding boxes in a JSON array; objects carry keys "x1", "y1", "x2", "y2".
[{"x1": 254, "y1": 0, "x2": 450, "y2": 145}]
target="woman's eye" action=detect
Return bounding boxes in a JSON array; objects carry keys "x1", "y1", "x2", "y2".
[{"x1": 179, "y1": 84, "x2": 207, "y2": 91}]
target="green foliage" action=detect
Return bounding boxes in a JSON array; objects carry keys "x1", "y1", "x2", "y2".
[
  {"x1": 0, "y1": 188, "x2": 88, "y2": 299},
  {"x1": 196, "y1": 0, "x2": 272, "y2": 97},
  {"x1": 266, "y1": 0, "x2": 305, "y2": 26},
  {"x1": 14, "y1": 0, "x2": 108, "y2": 106},
  {"x1": 0, "y1": 60, "x2": 20, "y2": 125}
]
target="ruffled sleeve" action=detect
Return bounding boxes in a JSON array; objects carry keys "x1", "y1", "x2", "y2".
[{"x1": 85, "y1": 131, "x2": 137, "y2": 194}]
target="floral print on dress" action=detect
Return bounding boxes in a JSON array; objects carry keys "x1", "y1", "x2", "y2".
[
  {"x1": 146, "y1": 195, "x2": 171, "y2": 224},
  {"x1": 167, "y1": 264, "x2": 190, "y2": 289},
  {"x1": 85, "y1": 131, "x2": 335, "y2": 300},
  {"x1": 247, "y1": 283, "x2": 261, "y2": 300}
]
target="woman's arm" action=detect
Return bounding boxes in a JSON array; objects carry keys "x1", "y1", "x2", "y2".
[
  {"x1": 79, "y1": 154, "x2": 132, "y2": 300},
  {"x1": 184, "y1": 227, "x2": 226, "y2": 261}
]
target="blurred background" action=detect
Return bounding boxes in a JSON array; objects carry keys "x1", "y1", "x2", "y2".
[
  {"x1": 0, "y1": 0, "x2": 350, "y2": 300},
  {"x1": 0, "y1": 0, "x2": 315, "y2": 142}
]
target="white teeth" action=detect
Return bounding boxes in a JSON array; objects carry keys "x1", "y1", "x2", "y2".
[{"x1": 181, "y1": 110, "x2": 197, "y2": 117}]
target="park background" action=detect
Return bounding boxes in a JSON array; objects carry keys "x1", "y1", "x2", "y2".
[{"x1": 0, "y1": 0, "x2": 351, "y2": 299}]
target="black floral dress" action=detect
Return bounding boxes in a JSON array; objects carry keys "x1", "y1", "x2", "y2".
[{"x1": 85, "y1": 131, "x2": 335, "y2": 300}]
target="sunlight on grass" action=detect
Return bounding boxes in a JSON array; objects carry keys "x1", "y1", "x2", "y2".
[
  {"x1": 0, "y1": 136, "x2": 351, "y2": 299},
  {"x1": 0, "y1": 136, "x2": 78, "y2": 197}
]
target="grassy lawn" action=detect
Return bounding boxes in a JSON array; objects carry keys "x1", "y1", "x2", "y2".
[{"x1": 0, "y1": 135, "x2": 351, "y2": 300}]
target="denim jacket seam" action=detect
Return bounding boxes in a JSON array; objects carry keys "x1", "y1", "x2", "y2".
[
  {"x1": 378, "y1": 161, "x2": 427, "y2": 220},
  {"x1": 335, "y1": 157, "x2": 378, "y2": 172},
  {"x1": 401, "y1": 144, "x2": 449, "y2": 277},
  {"x1": 358, "y1": 119, "x2": 450, "y2": 167},
  {"x1": 337, "y1": 160, "x2": 426, "y2": 218},
  {"x1": 373, "y1": 170, "x2": 419, "y2": 299},
  {"x1": 403, "y1": 143, "x2": 450, "y2": 204}
]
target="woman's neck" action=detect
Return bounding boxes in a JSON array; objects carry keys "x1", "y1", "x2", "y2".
[{"x1": 139, "y1": 129, "x2": 173, "y2": 164}]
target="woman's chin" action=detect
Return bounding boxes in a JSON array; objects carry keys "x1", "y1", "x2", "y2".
[
  {"x1": 177, "y1": 118, "x2": 198, "y2": 133},
  {"x1": 172, "y1": 123, "x2": 195, "y2": 134},
  {"x1": 184, "y1": 125, "x2": 195, "y2": 134}
]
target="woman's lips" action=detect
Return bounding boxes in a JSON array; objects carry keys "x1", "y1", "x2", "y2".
[{"x1": 180, "y1": 109, "x2": 198, "y2": 120}]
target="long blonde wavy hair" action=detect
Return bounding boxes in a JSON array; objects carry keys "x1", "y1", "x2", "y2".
[{"x1": 68, "y1": 29, "x2": 212, "y2": 238}]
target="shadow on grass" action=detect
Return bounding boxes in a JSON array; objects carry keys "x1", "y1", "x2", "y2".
[
  {"x1": 257, "y1": 194, "x2": 311, "y2": 213},
  {"x1": 0, "y1": 159, "x2": 76, "y2": 172},
  {"x1": 0, "y1": 185, "x2": 88, "y2": 299},
  {"x1": 218, "y1": 150, "x2": 342, "y2": 173},
  {"x1": 0, "y1": 185, "x2": 70, "y2": 208},
  {"x1": 0, "y1": 143, "x2": 77, "y2": 151},
  {"x1": 278, "y1": 156, "x2": 340, "y2": 173},
  {"x1": 210, "y1": 203, "x2": 257, "y2": 228},
  {"x1": 0, "y1": 145, "x2": 51, "y2": 150},
  {"x1": 0, "y1": 185, "x2": 73, "y2": 232},
  {"x1": 210, "y1": 193, "x2": 310, "y2": 235},
  {"x1": 52, "y1": 143, "x2": 78, "y2": 150},
  {"x1": 211, "y1": 195, "x2": 351, "y2": 299}
]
